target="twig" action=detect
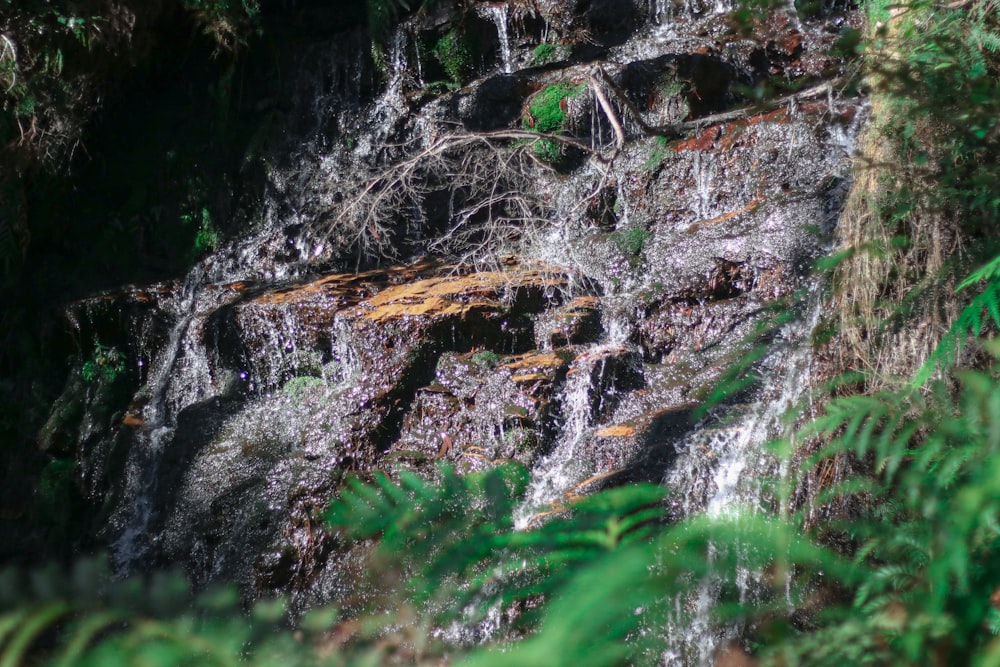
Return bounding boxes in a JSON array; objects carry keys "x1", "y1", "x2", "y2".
[{"x1": 593, "y1": 66, "x2": 849, "y2": 139}]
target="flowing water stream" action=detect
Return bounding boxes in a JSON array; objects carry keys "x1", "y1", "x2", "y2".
[
  {"x1": 51, "y1": 0, "x2": 867, "y2": 658},
  {"x1": 661, "y1": 287, "x2": 825, "y2": 665}
]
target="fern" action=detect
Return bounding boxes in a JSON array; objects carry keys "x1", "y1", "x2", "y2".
[
  {"x1": 327, "y1": 464, "x2": 666, "y2": 629},
  {"x1": 0, "y1": 557, "x2": 340, "y2": 667},
  {"x1": 912, "y1": 256, "x2": 1000, "y2": 386}
]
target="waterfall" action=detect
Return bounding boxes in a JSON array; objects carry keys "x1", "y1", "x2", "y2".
[
  {"x1": 43, "y1": 0, "x2": 866, "y2": 631},
  {"x1": 110, "y1": 268, "x2": 210, "y2": 574},
  {"x1": 660, "y1": 288, "x2": 824, "y2": 665},
  {"x1": 693, "y1": 150, "x2": 716, "y2": 221},
  {"x1": 513, "y1": 345, "x2": 618, "y2": 529},
  {"x1": 487, "y1": 4, "x2": 514, "y2": 74}
]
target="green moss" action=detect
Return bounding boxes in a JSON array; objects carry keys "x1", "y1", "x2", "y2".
[
  {"x1": 525, "y1": 82, "x2": 583, "y2": 133},
  {"x1": 642, "y1": 136, "x2": 673, "y2": 171},
  {"x1": 432, "y1": 30, "x2": 471, "y2": 86},
  {"x1": 521, "y1": 82, "x2": 585, "y2": 162},
  {"x1": 531, "y1": 43, "x2": 558, "y2": 65},
  {"x1": 610, "y1": 226, "x2": 651, "y2": 266},
  {"x1": 471, "y1": 350, "x2": 501, "y2": 369},
  {"x1": 282, "y1": 375, "x2": 326, "y2": 398}
]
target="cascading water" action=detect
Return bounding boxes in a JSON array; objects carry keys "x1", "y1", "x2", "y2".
[
  {"x1": 43, "y1": 0, "x2": 868, "y2": 646},
  {"x1": 692, "y1": 150, "x2": 717, "y2": 222},
  {"x1": 513, "y1": 344, "x2": 621, "y2": 528},
  {"x1": 659, "y1": 286, "x2": 827, "y2": 666},
  {"x1": 485, "y1": 4, "x2": 514, "y2": 74},
  {"x1": 110, "y1": 268, "x2": 211, "y2": 574}
]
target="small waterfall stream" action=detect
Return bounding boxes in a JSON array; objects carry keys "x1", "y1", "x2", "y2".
[
  {"x1": 659, "y1": 289, "x2": 824, "y2": 665},
  {"x1": 514, "y1": 339, "x2": 630, "y2": 529},
  {"x1": 486, "y1": 4, "x2": 514, "y2": 74},
  {"x1": 110, "y1": 268, "x2": 208, "y2": 574}
]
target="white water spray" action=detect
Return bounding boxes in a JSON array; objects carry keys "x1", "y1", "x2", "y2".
[
  {"x1": 487, "y1": 4, "x2": 514, "y2": 74},
  {"x1": 661, "y1": 288, "x2": 824, "y2": 665}
]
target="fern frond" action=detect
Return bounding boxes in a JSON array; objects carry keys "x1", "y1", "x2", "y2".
[{"x1": 913, "y1": 260, "x2": 1000, "y2": 386}]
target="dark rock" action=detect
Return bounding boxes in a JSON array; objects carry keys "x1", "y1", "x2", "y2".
[
  {"x1": 534, "y1": 296, "x2": 604, "y2": 347},
  {"x1": 582, "y1": 0, "x2": 641, "y2": 43},
  {"x1": 457, "y1": 74, "x2": 533, "y2": 131}
]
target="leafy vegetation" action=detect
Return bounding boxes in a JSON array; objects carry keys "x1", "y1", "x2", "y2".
[
  {"x1": 16, "y1": 358, "x2": 1000, "y2": 666},
  {"x1": 80, "y1": 340, "x2": 126, "y2": 384},
  {"x1": 521, "y1": 82, "x2": 585, "y2": 162},
  {"x1": 833, "y1": 0, "x2": 1000, "y2": 385},
  {"x1": 183, "y1": 206, "x2": 223, "y2": 256},
  {"x1": 431, "y1": 29, "x2": 471, "y2": 87}
]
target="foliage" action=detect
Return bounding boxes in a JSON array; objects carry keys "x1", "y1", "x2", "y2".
[
  {"x1": 0, "y1": 557, "x2": 337, "y2": 667},
  {"x1": 183, "y1": 206, "x2": 222, "y2": 256},
  {"x1": 10, "y1": 347, "x2": 1000, "y2": 665},
  {"x1": 326, "y1": 464, "x2": 666, "y2": 631},
  {"x1": 913, "y1": 253, "x2": 1000, "y2": 385},
  {"x1": 80, "y1": 339, "x2": 126, "y2": 384},
  {"x1": 181, "y1": 0, "x2": 262, "y2": 52},
  {"x1": 521, "y1": 82, "x2": 584, "y2": 162},
  {"x1": 833, "y1": 0, "x2": 1000, "y2": 384},
  {"x1": 762, "y1": 345, "x2": 1000, "y2": 665},
  {"x1": 367, "y1": 0, "x2": 441, "y2": 70},
  {"x1": 432, "y1": 29, "x2": 471, "y2": 87}
]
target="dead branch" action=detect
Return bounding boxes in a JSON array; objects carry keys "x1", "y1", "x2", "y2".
[
  {"x1": 592, "y1": 66, "x2": 849, "y2": 138},
  {"x1": 315, "y1": 67, "x2": 851, "y2": 270},
  {"x1": 587, "y1": 72, "x2": 627, "y2": 153}
]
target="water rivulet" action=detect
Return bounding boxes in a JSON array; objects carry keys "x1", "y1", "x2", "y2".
[{"x1": 41, "y1": 0, "x2": 864, "y2": 654}]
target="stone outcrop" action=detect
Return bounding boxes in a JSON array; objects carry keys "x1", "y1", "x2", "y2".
[{"x1": 37, "y1": 0, "x2": 864, "y2": 606}]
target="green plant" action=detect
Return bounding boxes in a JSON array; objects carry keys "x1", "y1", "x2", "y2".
[
  {"x1": 609, "y1": 225, "x2": 651, "y2": 265},
  {"x1": 181, "y1": 0, "x2": 262, "y2": 51},
  {"x1": 471, "y1": 350, "x2": 501, "y2": 369},
  {"x1": 521, "y1": 82, "x2": 585, "y2": 162},
  {"x1": 642, "y1": 135, "x2": 671, "y2": 171},
  {"x1": 756, "y1": 343, "x2": 1000, "y2": 666},
  {"x1": 368, "y1": 0, "x2": 438, "y2": 71},
  {"x1": 524, "y1": 82, "x2": 581, "y2": 133},
  {"x1": 0, "y1": 556, "x2": 334, "y2": 667},
  {"x1": 80, "y1": 339, "x2": 126, "y2": 384},
  {"x1": 326, "y1": 464, "x2": 667, "y2": 632},
  {"x1": 531, "y1": 43, "x2": 561, "y2": 65},
  {"x1": 183, "y1": 207, "x2": 222, "y2": 255},
  {"x1": 832, "y1": 0, "x2": 1000, "y2": 385},
  {"x1": 432, "y1": 29, "x2": 471, "y2": 87}
]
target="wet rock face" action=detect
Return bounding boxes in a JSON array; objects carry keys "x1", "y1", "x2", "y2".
[
  {"x1": 458, "y1": 74, "x2": 534, "y2": 131},
  {"x1": 583, "y1": 0, "x2": 642, "y2": 40},
  {"x1": 43, "y1": 0, "x2": 863, "y2": 602}
]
